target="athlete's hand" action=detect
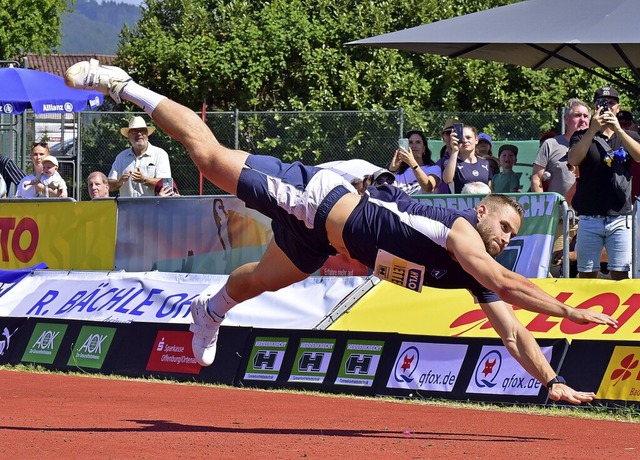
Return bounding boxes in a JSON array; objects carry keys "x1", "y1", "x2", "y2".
[
  {"x1": 567, "y1": 308, "x2": 618, "y2": 328},
  {"x1": 548, "y1": 383, "x2": 595, "y2": 405}
]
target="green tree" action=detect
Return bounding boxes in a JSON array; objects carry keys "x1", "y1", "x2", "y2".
[
  {"x1": 0, "y1": 0, "x2": 71, "y2": 58},
  {"x1": 117, "y1": 0, "x2": 613, "y2": 115}
]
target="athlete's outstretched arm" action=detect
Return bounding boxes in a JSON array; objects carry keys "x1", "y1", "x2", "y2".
[
  {"x1": 480, "y1": 299, "x2": 597, "y2": 404},
  {"x1": 446, "y1": 218, "x2": 618, "y2": 328}
]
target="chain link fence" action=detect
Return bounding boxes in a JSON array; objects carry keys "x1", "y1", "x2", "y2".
[{"x1": 15, "y1": 108, "x2": 579, "y2": 200}]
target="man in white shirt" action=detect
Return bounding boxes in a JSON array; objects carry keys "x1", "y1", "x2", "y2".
[{"x1": 109, "y1": 116, "x2": 171, "y2": 197}]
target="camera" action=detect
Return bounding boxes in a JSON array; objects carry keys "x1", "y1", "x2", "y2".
[
  {"x1": 596, "y1": 97, "x2": 609, "y2": 114},
  {"x1": 398, "y1": 138, "x2": 409, "y2": 150}
]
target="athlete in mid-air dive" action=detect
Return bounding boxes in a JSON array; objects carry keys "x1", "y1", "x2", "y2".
[{"x1": 65, "y1": 59, "x2": 618, "y2": 404}]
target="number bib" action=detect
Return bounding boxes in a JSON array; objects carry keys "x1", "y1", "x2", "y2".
[{"x1": 373, "y1": 249, "x2": 425, "y2": 293}]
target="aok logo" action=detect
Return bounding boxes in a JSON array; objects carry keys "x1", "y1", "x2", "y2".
[
  {"x1": 32, "y1": 329, "x2": 60, "y2": 351},
  {"x1": 78, "y1": 333, "x2": 107, "y2": 354},
  {"x1": 610, "y1": 353, "x2": 640, "y2": 386},
  {"x1": 0, "y1": 217, "x2": 39, "y2": 263},
  {"x1": 68, "y1": 326, "x2": 115, "y2": 369}
]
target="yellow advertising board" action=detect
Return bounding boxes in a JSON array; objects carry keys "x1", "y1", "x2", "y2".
[
  {"x1": 0, "y1": 200, "x2": 116, "y2": 270},
  {"x1": 330, "y1": 278, "x2": 640, "y2": 341},
  {"x1": 596, "y1": 346, "x2": 640, "y2": 402}
]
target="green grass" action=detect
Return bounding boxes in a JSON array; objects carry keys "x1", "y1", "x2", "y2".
[{"x1": 3, "y1": 363, "x2": 638, "y2": 423}]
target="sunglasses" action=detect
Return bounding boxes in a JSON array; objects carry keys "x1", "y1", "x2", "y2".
[
  {"x1": 32, "y1": 141, "x2": 49, "y2": 148},
  {"x1": 375, "y1": 177, "x2": 393, "y2": 185}
]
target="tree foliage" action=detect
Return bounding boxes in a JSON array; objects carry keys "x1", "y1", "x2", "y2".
[
  {"x1": 0, "y1": 0, "x2": 70, "y2": 59},
  {"x1": 116, "y1": 0, "x2": 621, "y2": 115}
]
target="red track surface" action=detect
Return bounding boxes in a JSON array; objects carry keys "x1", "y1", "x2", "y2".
[{"x1": 0, "y1": 370, "x2": 637, "y2": 459}]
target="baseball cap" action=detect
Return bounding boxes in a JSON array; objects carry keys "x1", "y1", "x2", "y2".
[
  {"x1": 477, "y1": 133, "x2": 492, "y2": 145},
  {"x1": 442, "y1": 118, "x2": 460, "y2": 133},
  {"x1": 617, "y1": 110, "x2": 634, "y2": 122},
  {"x1": 498, "y1": 144, "x2": 519, "y2": 157},
  {"x1": 42, "y1": 155, "x2": 59, "y2": 167},
  {"x1": 593, "y1": 86, "x2": 619, "y2": 101},
  {"x1": 371, "y1": 168, "x2": 395, "y2": 183}
]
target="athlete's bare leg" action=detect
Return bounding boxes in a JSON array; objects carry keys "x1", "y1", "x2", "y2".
[
  {"x1": 226, "y1": 240, "x2": 311, "y2": 302},
  {"x1": 144, "y1": 99, "x2": 248, "y2": 196}
]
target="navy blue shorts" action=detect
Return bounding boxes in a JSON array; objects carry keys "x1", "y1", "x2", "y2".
[{"x1": 236, "y1": 155, "x2": 356, "y2": 273}]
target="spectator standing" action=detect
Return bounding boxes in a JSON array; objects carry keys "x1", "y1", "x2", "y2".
[
  {"x1": 435, "y1": 119, "x2": 459, "y2": 193},
  {"x1": 492, "y1": 144, "x2": 522, "y2": 193},
  {"x1": 442, "y1": 125, "x2": 492, "y2": 193},
  {"x1": 476, "y1": 133, "x2": 493, "y2": 157},
  {"x1": 109, "y1": 116, "x2": 171, "y2": 197},
  {"x1": 568, "y1": 86, "x2": 640, "y2": 280},
  {"x1": 616, "y1": 111, "x2": 640, "y2": 202},
  {"x1": 389, "y1": 130, "x2": 440, "y2": 194},
  {"x1": 87, "y1": 171, "x2": 110, "y2": 199},
  {"x1": 531, "y1": 99, "x2": 590, "y2": 195},
  {"x1": 16, "y1": 142, "x2": 48, "y2": 198},
  {"x1": 369, "y1": 168, "x2": 395, "y2": 187},
  {"x1": 476, "y1": 133, "x2": 500, "y2": 177}
]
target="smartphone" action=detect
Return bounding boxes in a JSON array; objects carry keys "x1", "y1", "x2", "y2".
[
  {"x1": 596, "y1": 97, "x2": 609, "y2": 114},
  {"x1": 453, "y1": 123, "x2": 464, "y2": 141},
  {"x1": 398, "y1": 138, "x2": 409, "y2": 150},
  {"x1": 162, "y1": 177, "x2": 174, "y2": 190}
]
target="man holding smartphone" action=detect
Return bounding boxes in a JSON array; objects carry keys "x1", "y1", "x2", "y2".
[
  {"x1": 568, "y1": 86, "x2": 640, "y2": 280},
  {"x1": 66, "y1": 59, "x2": 619, "y2": 406}
]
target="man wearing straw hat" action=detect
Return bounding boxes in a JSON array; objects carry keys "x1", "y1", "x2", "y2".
[{"x1": 108, "y1": 116, "x2": 171, "y2": 197}]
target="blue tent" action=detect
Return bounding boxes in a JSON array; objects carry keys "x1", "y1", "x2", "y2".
[{"x1": 0, "y1": 67, "x2": 103, "y2": 115}]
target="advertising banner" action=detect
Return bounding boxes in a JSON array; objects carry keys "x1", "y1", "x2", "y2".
[
  {"x1": 115, "y1": 196, "x2": 272, "y2": 274},
  {"x1": 415, "y1": 192, "x2": 562, "y2": 277},
  {"x1": 334, "y1": 340, "x2": 384, "y2": 387},
  {"x1": 386, "y1": 342, "x2": 467, "y2": 392},
  {"x1": 0, "y1": 270, "x2": 364, "y2": 328},
  {"x1": 287, "y1": 338, "x2": 336, "y2": 384},
  {"x1": 330, "y1": 278, "x2": 640, "y2": 341},
  {"x1": 0, "y1": 201, "x2": 115, "y2": 270},
  {"x1": 243, "y1": 336, "x2": 289, "y2": 382},
  {"x1": 146, "y1": 330, "x2": 201, "y2": 374},
  {"x1": 596, "y1": 345, "x2": 640, "y2": 402},
  {"x1": 466, "y1": 345, "x2": 549, "y2": 397}
]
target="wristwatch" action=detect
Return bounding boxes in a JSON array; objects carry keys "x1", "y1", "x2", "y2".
[{"x1": 546, "y1": 375, "x2": 567, "y2": 389}]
